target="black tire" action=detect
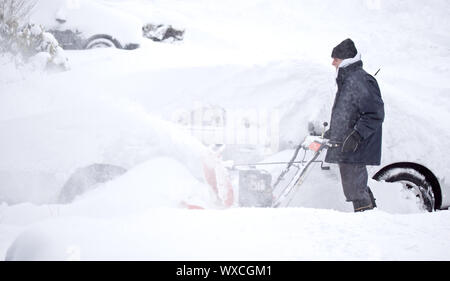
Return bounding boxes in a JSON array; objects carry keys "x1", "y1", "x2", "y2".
[
  {"x1": 84, "y1": 34, "x2": 122, "y2": 49},
  {"x1": 374, "y1": 168, "x2": 435, "y2": 212}
]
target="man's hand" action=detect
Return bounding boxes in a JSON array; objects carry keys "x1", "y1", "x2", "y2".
[{"x1": 342, "y1": 130, "x2": 362, "y2": 153}]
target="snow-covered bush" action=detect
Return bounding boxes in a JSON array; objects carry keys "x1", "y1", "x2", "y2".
[
  {"x1": 0, "y1": 0, "x2": 34, "y2": 24},
  {"x1": 1, "y1": 22, "x2": 69, "y2": 71},
  {"x1": 1, "y1": 0, "x2": 69, "y2": 71}
]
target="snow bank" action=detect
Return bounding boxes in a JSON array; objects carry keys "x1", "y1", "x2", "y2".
[
  {"x1": 0, "y1": 157, "x2": 212, "y2": 225},
  {"x1": 0, "y1": 156, "x2": 217, "y2": 260},
  {"x1": 5, "y1": 207, "x2": 450, "y2": 261},
  {"x1": 65, "y1": 157, "x2": 216, "y2": 214}
]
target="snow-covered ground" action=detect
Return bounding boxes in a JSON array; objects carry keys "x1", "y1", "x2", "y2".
[{"x1": 1, "y1": 0, "x2": 450, "y2": 260}]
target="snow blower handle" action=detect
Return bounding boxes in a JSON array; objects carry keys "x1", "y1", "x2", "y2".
[{"x1": 318, "y1": 122, "x2": 341, "y2": 149}]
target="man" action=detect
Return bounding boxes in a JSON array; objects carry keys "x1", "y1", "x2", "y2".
[{"x1": 324, "y1": 38, "x2": 385, "y2": 212}]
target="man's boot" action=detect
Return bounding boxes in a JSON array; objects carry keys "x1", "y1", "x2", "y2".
[
  {"x1": 352, "y1": 200, "x2": 374, "y2": 212},
  {"x1": 367, "y1": 187, "x2": 377, "y2": 208}
]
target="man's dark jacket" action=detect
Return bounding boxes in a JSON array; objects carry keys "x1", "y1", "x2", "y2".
[{"x1": 325, "y1": 60, "x2": 384, "y2": 165}]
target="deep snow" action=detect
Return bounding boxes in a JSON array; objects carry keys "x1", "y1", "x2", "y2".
[
  {"x1": 1, "y1": 0, "x2": 450, "y2": 260},
  {"x1": 5, "y1": 208, "x2": 450, "y2": 261}
]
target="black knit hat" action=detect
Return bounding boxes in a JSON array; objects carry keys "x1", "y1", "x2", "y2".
[{"x1": 331, "y1": 38, "x2": 357, "y2": 59}]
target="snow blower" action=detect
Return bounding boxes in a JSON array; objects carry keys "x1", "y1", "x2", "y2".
[{"x1": 233, "y1": 122, "x2": 335, "y2": 208}]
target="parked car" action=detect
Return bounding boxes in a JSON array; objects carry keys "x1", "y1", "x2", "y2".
[{"x1": 29, "y1": 0, "x2": 143, "y2": 50}]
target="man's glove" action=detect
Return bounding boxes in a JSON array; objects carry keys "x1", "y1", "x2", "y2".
[{"x1": 342, "y1": 130, "x2": 362, "y2": 153}]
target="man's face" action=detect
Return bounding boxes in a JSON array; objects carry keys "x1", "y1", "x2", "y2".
[{"x1": 332, "y1": 58, "x2": 343, "y2": 69}]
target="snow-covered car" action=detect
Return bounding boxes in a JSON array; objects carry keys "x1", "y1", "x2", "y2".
[{"x1": 29, "y1": 0, "x2": 142, "y2": 50}]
